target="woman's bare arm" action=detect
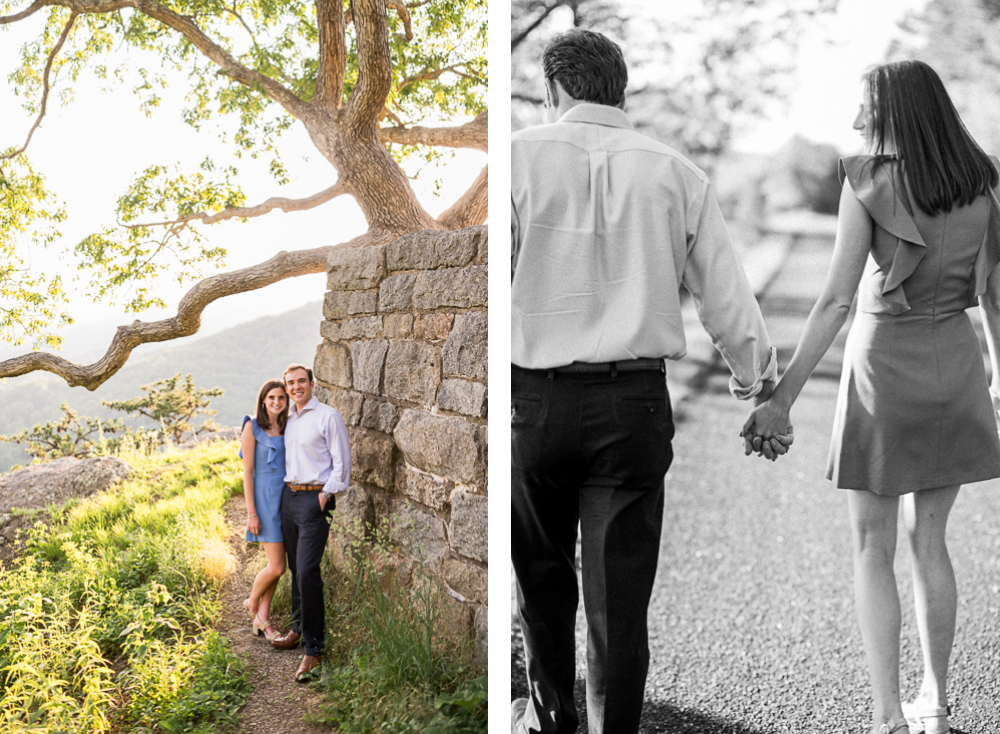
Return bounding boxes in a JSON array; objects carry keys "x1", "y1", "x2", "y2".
[{"x1": 744, "y1": 178, "x2": 873, "y2": 453}]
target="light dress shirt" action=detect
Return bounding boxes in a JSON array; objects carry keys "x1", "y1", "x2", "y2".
[
  {"x1": 511, "y1": 103, "x2": 776, "y2": 398},
  {"x1": 284, "y1": 396, "x2": 352, "y2": 496}
]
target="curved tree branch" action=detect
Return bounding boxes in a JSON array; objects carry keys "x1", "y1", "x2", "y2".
[
  {"x1": 436, "y1": 164, "x2": 486, "y2": 230},
  {"x1": 345, "y1": 0, "x2": 393, "y2": 139},
  {"x1": 378, "y1": 109, "x2": 487, "y2": 152},
  {"x1": 1, "y1": 11, "x2": 77, "y2": 160},
  {"x1": 122, "y1": 181, "x2": 351, "y2": 233},
  {"x1": 345, "y1": 0, "x2": 415, "y2": 39},
  {"x1": 0, "y1": 232, "x2": 398, "y2": 390},
  {"x1": 0, "y1": 0, "x2": 50, "y2": 24},
  {"x1": 386, "y1": 1, "x2": 413, "y2": 41},
  {"x1": 512, "y1": 1, "x2": 559, "y2": 50},
  {"x1": 12, "y1": 0, "x2": 308, "y2": 118},
  {"x1": 128, "y1": 0, "x2": 307, "y2": 117},
  {"x1": 397, "y1": 63, "x2": 479, "y2": 93}
]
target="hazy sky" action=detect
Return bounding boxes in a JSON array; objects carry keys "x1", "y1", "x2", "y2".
[
  {"x1": 525, "y1": 0, "x2": 931, "y2": 152},
  {"x1": 0, "y1": 15, "x2": 486, "y2": 359}
]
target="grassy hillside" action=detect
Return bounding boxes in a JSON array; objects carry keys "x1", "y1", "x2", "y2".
[
  {"x1": 0, "y1": 443, "x2": 250, "y2": 732},
  {"x1": 0, "y1": 301, "x2": 324, "y2": 472}
]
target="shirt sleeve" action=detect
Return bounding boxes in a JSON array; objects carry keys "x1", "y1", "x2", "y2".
[
  {"x1": 682, "y1": 181, "x2": 777, "y2": 400},
  {"x1": 321, "y1": 409, "x2": 352, "y2": 495}
]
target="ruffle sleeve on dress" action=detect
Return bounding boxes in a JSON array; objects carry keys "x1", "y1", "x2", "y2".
[
  {"x1": 239, "y1": 415, "x2": 252, "y2": 460},
  {"x1": 971, "y1": 155, "x2": 1000, "y2": 302},
  {"x1": 839, "y1": 156, "x2": 926, "y2": 313}
]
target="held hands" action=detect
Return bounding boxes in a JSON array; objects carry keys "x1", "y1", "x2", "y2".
[{"x1": 741, "y1": 386, "x2": 795, "y2": 461}]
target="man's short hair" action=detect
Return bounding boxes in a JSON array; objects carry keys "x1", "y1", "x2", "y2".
[
  {"x1": 283, "y1": 363, "x2": 314, "y2": 383},
  {"x1": 542, "y1": 28, "x2": 627, "y2": 107}
]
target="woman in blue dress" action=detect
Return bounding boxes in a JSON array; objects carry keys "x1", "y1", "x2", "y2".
[{"x1": 241, "y1": 379, "x2": 289, "y2": 641}]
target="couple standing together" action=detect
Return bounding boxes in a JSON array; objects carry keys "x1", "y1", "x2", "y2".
[
  {"x1": 240, "y1": 364, "x2": 351, "y2": 682},
  {"x1": 511, "y1": 29, "x2": 1000, "y2": 734}
]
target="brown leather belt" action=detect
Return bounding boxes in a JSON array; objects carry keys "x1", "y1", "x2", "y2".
[{"x1": 287, "y1": 483, "x2": 324, "y2": 492}]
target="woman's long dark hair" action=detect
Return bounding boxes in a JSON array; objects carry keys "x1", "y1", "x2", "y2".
[
  {"x1": 864, "y1": 60, "x2": 998, "y2": 215},
  {"x1": 255, "y1": 379, "x2": 289, "y2": 433}
]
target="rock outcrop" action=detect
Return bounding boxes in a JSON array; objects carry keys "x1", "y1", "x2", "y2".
[{"x1": 0, "y1": 456, "x2": 134, "y2": 564}]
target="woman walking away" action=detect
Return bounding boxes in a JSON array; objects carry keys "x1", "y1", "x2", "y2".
[{"x1": 744, "y1": 60, "x2": 1000, "y2": 734}]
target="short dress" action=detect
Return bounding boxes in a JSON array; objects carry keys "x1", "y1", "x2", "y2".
[
  {"x1": 242, "y1": 416, "x2": 286, "y2": 542},
  {"x1": 826, "y1": 155, "x2": 1000, "y2": 495}
]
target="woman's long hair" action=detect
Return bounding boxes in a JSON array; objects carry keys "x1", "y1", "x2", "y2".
[
  {"x1": 863, "y1": 60, "x2": 998, "y2": 215},
  {"x1": 255, "y1": 380, "x2": 289, "y2": 433}
]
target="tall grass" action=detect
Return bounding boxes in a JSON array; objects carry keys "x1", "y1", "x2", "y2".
[
  {"x1": 0, "y1": 443, "x2": 248, "y2": 733},
  {"x1": 313, "y1": 519, "x2": 488, "y2": 733}
]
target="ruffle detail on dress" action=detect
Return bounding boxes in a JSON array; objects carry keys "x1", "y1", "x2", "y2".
[
  {"x1": 971, "y1": 155, "x2": 1000, "y2": 301},
  {"x1": 263, "y1": 442, "x2": 282, "y2": 472},
  {"x1": 840, "y1": 156, "x2": 927, "y2": 313}
]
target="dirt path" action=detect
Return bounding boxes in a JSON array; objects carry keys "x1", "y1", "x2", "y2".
[{"x1": 218, "y1": 496, "x2": 331, "y2": 734}]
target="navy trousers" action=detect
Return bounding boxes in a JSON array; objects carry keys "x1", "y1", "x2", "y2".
[
  {"x1": 511, "y1": 366, "x2": 674, "y2": 734},
  {"x1": 281, "y1": 486, "x2": 335, "y2": 657}
]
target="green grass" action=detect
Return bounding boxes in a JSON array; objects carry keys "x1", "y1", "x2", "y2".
[
  {"x1": 0, "y1": 443, "x2": 249, "y2": 733},
  {"x1": 308, "y1": 521, "x2": 488, "y2": 734},
  {"x1": 0, "y1": 440, "x2": 488, "y2": 733}
]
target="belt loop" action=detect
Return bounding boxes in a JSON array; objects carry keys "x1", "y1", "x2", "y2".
[
  {"x1": 547, "y1": 369, "x2": 555, "y2": 379},
  {"x1": 660, "y1": 359, "x2": 666, "y2": 374},
  {"x1": 610, "y1": 361, "x2": 618, "y2": 378}
]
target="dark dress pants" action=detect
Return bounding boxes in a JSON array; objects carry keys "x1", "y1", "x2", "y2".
[
  {"x1": 281, "y1": 485, "x2": 335, "y2": 657},
  {"x1": 511, "y1": 366, "x2": 674, "y2": 734}
]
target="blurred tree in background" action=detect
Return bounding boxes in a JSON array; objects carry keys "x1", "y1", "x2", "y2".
[
  {"x1": 0, "y1": 402, "x2": 126, "y2": 462},
  {"x1": 887, "y1": 0, "x2": 1000, "y2": 155},
  {"x1": 511, "y1": 0, "x2": 837, "y2": 172},
  {"x1": 103, "y1": 373, "x2": 223, "y2": 445}
]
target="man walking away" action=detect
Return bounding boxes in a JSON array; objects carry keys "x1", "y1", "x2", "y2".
[{"x1": 511, "y1": 28, "x2": 780, "y2": 734}]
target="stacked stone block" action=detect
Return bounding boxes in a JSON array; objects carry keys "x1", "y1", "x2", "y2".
[{"x1": 313, "y1": 225, "x2": 488, "y2": 659}]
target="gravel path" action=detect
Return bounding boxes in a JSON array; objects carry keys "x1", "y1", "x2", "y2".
[
  {"x1": 219, "y1": 497, "x2": 330, "y2": 734},
  {"x1": 511, "y1": 235, "x2": 1000, "y2": 733}
]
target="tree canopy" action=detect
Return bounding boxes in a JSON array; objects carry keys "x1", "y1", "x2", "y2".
[{"x1": 0, "y1": 0, "x2": 487, "y2": 388}]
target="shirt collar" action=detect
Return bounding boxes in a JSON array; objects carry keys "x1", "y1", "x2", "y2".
[
  {"x1": 557, "y1": 103, "x2": 633, "y2": 130},
  {"x1": 291, "y1": 396, "x2": 320, "y2": 416}
]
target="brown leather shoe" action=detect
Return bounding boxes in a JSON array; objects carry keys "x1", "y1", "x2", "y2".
[
  {"x1": 294, "y1": 654, "x2": 320, "y2": 682},
  {"x1": 271, "y1": 630, "x2": 301, "y2": 649}
]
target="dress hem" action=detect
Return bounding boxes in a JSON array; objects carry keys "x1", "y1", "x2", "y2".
[{"x1": 826, "y1": 467, "x2": 1000, "y2": 496}]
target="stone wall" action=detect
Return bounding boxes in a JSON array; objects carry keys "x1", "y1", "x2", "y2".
[{"x1": 312, "y1": 225, "x2": 488, "y2": 659}]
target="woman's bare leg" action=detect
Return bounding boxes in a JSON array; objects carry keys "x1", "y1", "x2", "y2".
[
  {"x1": 902, "y1": 485, "x2": 959, "y2": 729},
  {"x1": 847, "y1": 490, "x2": 909, "y2": 734},
  {"x1": 249, "y1": 541, "x2": 286, "y2": 623}
]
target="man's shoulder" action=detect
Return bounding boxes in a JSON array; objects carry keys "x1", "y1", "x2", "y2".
[
  {"x1": 311, "y1": 401, "x2": 345, "y2": 424},
  {"x1": 512, "y1": 121, "x2": 708, "y2": 181}
]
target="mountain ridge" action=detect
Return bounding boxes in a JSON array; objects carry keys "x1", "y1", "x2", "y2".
[{"x1": 0, "y1": 301, "x2": 325, "y2": 472}]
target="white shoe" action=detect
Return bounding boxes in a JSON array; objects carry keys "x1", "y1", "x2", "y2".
[
  {"x1": 901, "y1": 701, "x2": 951, "y2": 734},
  {"x1": 511, "y1": 698, "x2": 528, "y2": 734}
]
